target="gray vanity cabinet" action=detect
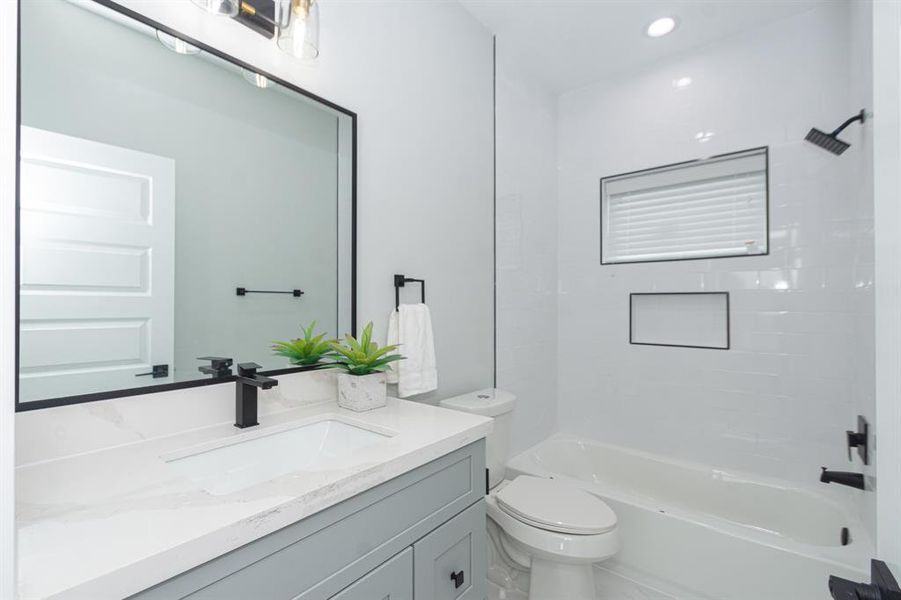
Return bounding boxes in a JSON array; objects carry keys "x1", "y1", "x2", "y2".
[
  {"x1": 330, "y1": 500, "x2": 487, "y2": 600},
  {"x1": 330, "y1": 549, "x2": 413, "y2": 600},
  {"x1": 413, "y1": 500, "x2": 486, "y2": 600},
  {"x1": 131, "y1": 440, "x2": 486, "y2": 600}
]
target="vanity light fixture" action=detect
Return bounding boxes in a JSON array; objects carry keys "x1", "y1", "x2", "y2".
[
  {"x1": 191, "y1": 0, "x2": 240, "y2": 17},
  {"x1": 275, "y1": 0, "x2": 320, "y2": 61},
  {"x1": 646, "y1": 16, "x2": 677, "y2": 38},
  {"x1": 156, "y1": 31, "x2": 200, "y2": 55},
  {"x1": 190, "y1": 0, "x2": 321, "y2": 61}
]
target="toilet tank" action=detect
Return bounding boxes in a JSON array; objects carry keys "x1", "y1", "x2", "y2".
[{"x1": 440, "y1": 388, "x2": 515, "y2": 489}]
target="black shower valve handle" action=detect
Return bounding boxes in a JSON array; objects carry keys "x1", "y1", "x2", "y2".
[
  {"x1": 847, "y1": 429, "x2": 866, "y2": 461},
  {"x1": 846, "y1": 431, "x2": 854, "y2": 461},
  {"x1": 846, "y1": 415, "x2": 869, "y2": 465}
]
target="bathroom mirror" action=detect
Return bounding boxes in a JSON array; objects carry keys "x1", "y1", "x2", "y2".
[{"x1": 16, "y1": 0, "x2": 356, "y2": 409}]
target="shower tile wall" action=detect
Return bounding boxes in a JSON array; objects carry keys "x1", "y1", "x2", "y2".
[
  {"x1": 556, "y1": 1, "x2": 874, "y2": 533},
  {"x1": 496, "y1": 60, "x2": 559, "y2": 454}
]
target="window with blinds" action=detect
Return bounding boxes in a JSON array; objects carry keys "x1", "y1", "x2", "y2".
[{"x1": 600, "y1": 147, "x2": 768, "y2": 264}]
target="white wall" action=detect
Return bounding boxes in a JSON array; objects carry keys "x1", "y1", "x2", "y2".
[
  {"x1": 873, "y1": 0, "x2": 901, "y2": 571},
  {"x1": 556, "y1": 1, "x2": 875, "y2": 524},
  {"x1": 311, "y1": 0, "x2": 496, "y2": 403},
  {"x1": 495, "y1": 55, "x2": 558, "y2": 454},
  {"x1": 848, "y1": 0, "x2": 878, "y2": 552},
  {"x1": 0, "y1": 1, "x2": 18, "y2": 597}
]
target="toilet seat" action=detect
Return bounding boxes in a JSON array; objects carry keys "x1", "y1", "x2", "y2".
[
  {"x1": 495, "y1": 476, "x2": 617, "y2": 535},
  {"x1": 486, "y1": 485, "x2": 619, "y2": 566}
]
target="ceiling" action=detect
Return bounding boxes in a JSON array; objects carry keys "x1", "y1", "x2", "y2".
[{"x1": 459, "y1": 0, "x2": 829, "y2": 94}]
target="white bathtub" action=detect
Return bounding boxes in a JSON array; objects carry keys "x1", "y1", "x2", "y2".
[{"x1": 505, "y1": 434, "x2": 871, "y2": 600}]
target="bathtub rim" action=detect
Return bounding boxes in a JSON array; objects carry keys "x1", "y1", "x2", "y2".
[{"x1": 505, "y1": 432, "x2": 873, "y2": 573}]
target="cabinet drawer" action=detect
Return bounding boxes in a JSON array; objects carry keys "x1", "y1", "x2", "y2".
[
  {"x1": 413, "y1": 500, "x2": 486, "y2": 600},
  {"x1": 330, "y1": 549, "x2": 412, "y2": 600}
]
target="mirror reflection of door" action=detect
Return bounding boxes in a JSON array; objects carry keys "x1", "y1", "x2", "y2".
[{"x1": 18, "y1": 126, "x2": 175, "y2": 402}]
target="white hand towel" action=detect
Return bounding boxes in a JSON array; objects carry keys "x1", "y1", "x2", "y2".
[{"x1": 385, "y1": 304, "x2": 437, "y2": 398}]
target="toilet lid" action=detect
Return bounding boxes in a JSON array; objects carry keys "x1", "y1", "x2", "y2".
[{"x1": 495, "y1": 476, "x2": 616, "y2": 535}]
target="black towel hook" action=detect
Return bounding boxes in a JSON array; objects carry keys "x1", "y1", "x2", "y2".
[{"x1": 394, "y1": 274, "x2": 425, "y2": 310}]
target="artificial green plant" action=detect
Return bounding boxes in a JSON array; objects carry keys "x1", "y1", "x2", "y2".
[
  {"x1": 271, "y1": 321, "x2": 338, "y2": 366},
  {"x1": 326, "y1": 322, "x2": 405, "y2": 376}
]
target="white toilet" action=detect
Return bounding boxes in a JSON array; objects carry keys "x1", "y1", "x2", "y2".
[{"x1": 440, "y1": 389, "x2": 619, "y2": 600}]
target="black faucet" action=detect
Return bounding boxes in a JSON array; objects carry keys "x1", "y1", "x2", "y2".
[
  {"x1": 820, "y1": 467, "x2": 865, "y2": 490},
  {"x1": 197, "y1": 356, "x2": 233, "y2": 378},
  {"x1": 234, "y1": 362, "x2": 278, "y2": 428}
]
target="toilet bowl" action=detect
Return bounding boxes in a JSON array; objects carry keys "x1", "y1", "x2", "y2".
[
  {"x1": 440, "y1": 389, "x2": 619, "y2": 600},
  {"x1": 486, "y1": 476, "x2": 618, "y2": 600}
]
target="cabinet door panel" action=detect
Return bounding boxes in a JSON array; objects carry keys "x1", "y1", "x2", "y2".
[
  {"x1": 413, "y1": 500, "x2": 486, "y2": 600},
  {"x1": 329, "y1": 549, "x2": 412, "y2": 600}
]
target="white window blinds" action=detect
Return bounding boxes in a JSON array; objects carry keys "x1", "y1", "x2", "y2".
[{"x1": 601, "y1": 148, "x2": 768, "y2": 264}]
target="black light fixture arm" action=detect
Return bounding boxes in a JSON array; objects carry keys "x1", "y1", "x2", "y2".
[{"x1": 832, "y1": 109, "x2": 866, "y2": 136}]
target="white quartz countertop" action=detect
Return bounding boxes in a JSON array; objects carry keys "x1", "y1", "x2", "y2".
[{"x1": 16, "y1": 398, "x2": 492, "y2": 600}]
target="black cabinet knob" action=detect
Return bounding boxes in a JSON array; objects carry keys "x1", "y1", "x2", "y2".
[{"x1": 450, "y1": 570, "x2": 465, "y2": 589}]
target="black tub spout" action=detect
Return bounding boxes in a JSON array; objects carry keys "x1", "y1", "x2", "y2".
[{"x1": 820, "y1": 467, "x2": 865, "y2": 490}]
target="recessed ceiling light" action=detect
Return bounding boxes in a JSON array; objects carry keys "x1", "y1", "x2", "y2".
[
  {"x1": 694, "y1": 131, "x2": 715, "y2": 143},
  {"x1": 673, "y1": 76, "x2": 692, "y2": 89},
  {"x1": 647, "y1": 16, "x2": 677, "y2": 38}
]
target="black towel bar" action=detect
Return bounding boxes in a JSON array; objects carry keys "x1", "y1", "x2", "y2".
[
  {"x1": 236, "y1": 287, "x2": 304, "y2": 297},
  {"x1": 394, "y1": 274, "x2": 425, "y2": 310}
]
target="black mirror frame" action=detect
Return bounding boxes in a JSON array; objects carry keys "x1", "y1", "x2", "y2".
[{"x1": 14, "y1": 0, "x2": 357, "y2": 412}]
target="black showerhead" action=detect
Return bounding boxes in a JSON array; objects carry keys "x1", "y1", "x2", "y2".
[
  {"x1": 805, "y1": 109, "x2": 866, "y2": 155},
  {"x1": 805, "y1": 128, "x2": 850, "y2": 155}
]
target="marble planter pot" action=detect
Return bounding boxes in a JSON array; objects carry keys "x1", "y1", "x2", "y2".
[{"x1": 336, "y1": 372, "x2": 387, "y2": 412}]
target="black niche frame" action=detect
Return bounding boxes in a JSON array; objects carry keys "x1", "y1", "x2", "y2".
[
  {"x1": 629, "y1": 292, "x2": 731, "y2": 350},
  {"x1": 600, "y1": 146, "x2": 770, "y2": 266},
  {"x1": 14, "y1": 0, "x2": 357, "y2": 412}
]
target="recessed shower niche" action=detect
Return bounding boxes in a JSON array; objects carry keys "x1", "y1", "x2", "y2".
[{"x1": 629, "y1": 292, "x2": 730, "y2": 350}]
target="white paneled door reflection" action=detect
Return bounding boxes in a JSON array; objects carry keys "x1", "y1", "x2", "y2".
[{"x1": 18, "y1": 127, "x2": 175, "y2": 402}]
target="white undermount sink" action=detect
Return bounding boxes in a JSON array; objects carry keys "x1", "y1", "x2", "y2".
[{"x1": 164, "y1": 417, "x2": 393, "y2": 496}]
